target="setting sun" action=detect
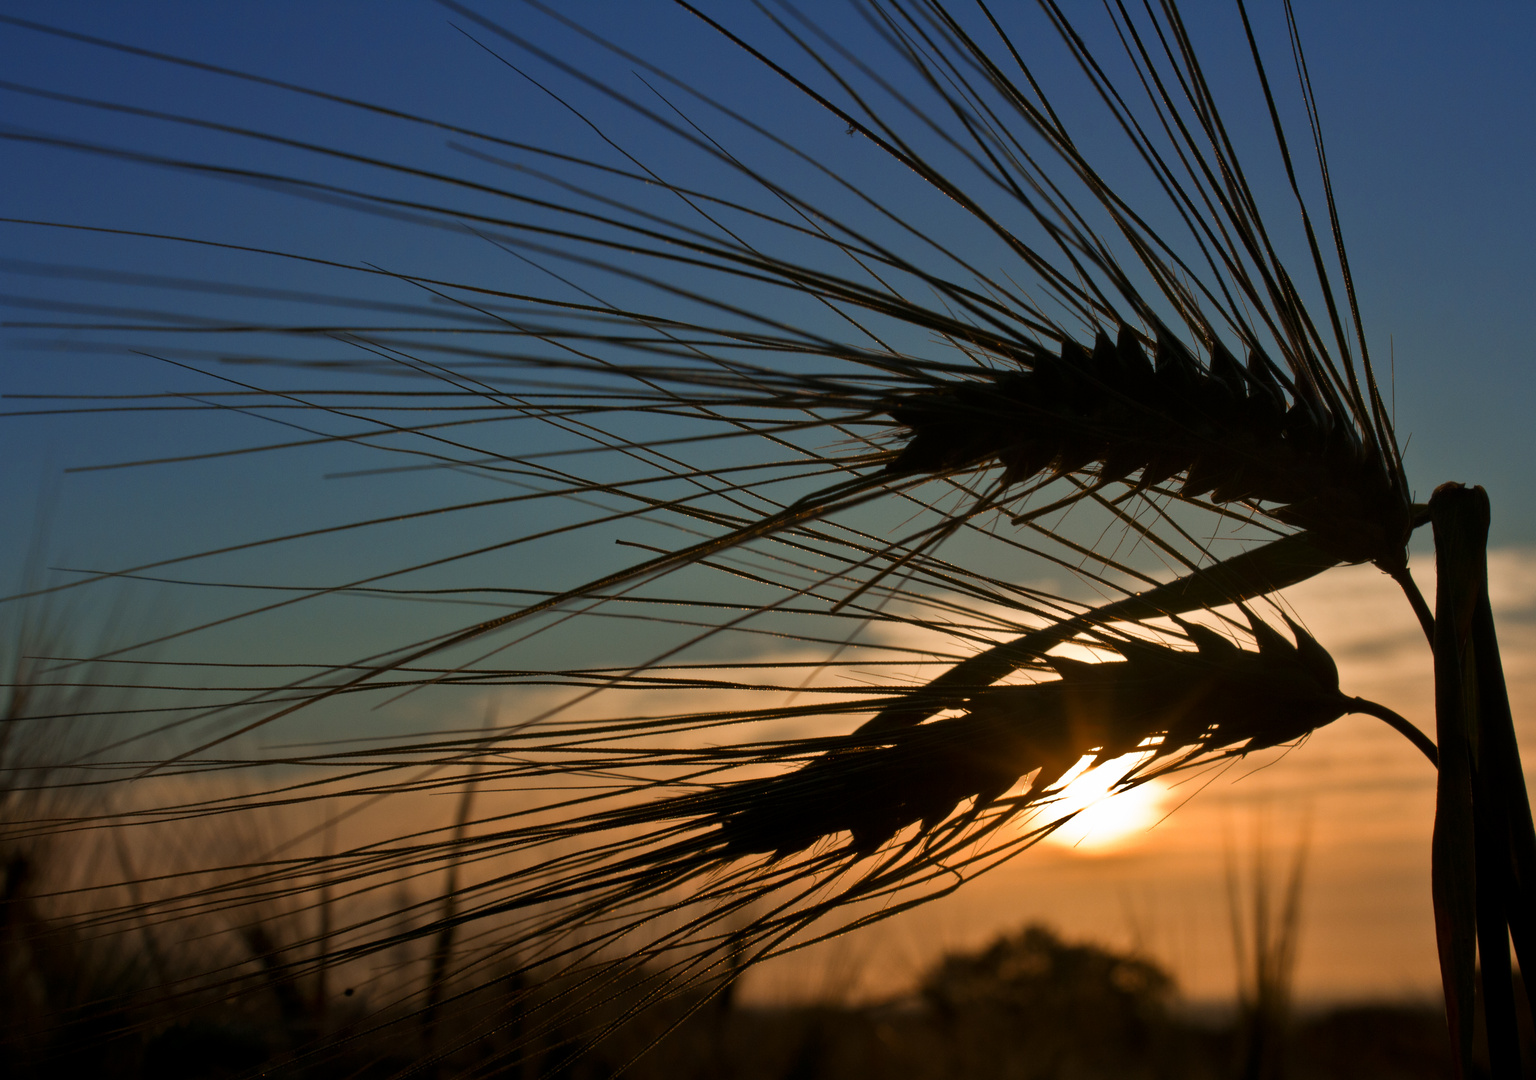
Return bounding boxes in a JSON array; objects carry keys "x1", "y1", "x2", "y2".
[{"x1": 1036, "y1": 754, "x2": 1170, "y2": 853}]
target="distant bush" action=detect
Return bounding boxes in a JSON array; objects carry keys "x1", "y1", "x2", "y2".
[{"x1": 917, "y1": 924, "x2": 1179, "y2": 1080}]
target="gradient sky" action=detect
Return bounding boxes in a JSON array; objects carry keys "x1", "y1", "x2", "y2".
[{"x1": 4, "y1": 2, "x2": 1535, "y2": 1004}]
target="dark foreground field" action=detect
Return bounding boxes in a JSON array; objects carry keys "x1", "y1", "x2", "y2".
[{"x1": 5, "y1": 897, "x2": 1529, "y2": 1080}]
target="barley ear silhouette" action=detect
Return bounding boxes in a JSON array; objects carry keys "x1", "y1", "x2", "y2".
[{"x1": 2, "y1": 2, "x2": 1533, "y2": 1076}]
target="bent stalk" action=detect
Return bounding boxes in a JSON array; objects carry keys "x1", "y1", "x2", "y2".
[{"x1": 1428, "y1": 483, "x2": 1534, "y2": 1077}]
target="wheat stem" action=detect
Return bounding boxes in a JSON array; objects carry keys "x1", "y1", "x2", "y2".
[
  {"x1": 1345, "y1": 697, "x2": 1437, "y2": 767},
  {"x1": 1387, "y1": 564, "x2": 1436, "y2": 644}
]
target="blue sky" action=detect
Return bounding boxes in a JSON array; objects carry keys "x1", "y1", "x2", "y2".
[
  {"x1": 4, "y1": 2, "x2": 1534, "y2": 708},
  {"x1": 4, "y1": 2, "x2": 1535, "y2": 561},
  {"x1": 1, "y1": 0, "x2": 1532, "y2": 745}
]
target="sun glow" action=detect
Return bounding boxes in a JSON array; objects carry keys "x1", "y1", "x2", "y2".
[{"x1": 1036, "y1": 753, "x2": 1170, "y2": 853}]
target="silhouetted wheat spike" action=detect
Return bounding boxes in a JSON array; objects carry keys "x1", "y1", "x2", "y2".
[
  {"x1": 884, "y1": 324, "x2": 1411, "y2": 565},
  {"x1": 711, "y1": 615, "x2": 1354, "y2": 857}
]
